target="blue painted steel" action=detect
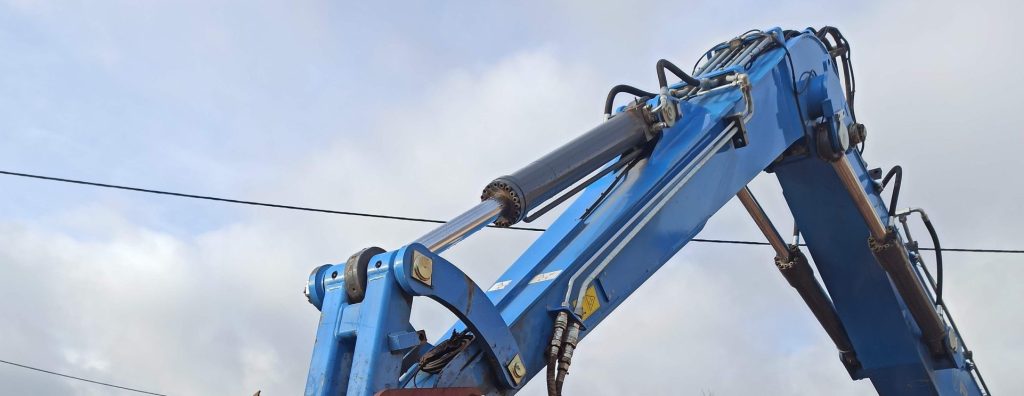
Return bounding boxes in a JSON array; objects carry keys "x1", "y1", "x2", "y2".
[
  {"x1": 303, "y1": 28, "x2": 986, "y2": 396},
  {"x1": 344, "y1": 249, "x2": 414, "y2": 395},
  {"x1": 771, "y1": 30, "x2": 981, "y2": 395},
  {"x1": 305, "y1": 264, "x2": 332, "y2": 310},
  {"x1": 403, "y1": 29, "x2": 816, "y2": 394},
  {"x1": 305, "y1": 250, "x2": 414, "y2": 396},
  {"x1": 305, "y1": 262, "x2": 356, "y2": 395},
  {"x1": 393, "y1": 244, "x2": 523, "y2": 389},
  {"x1": 304, "y1": 244, "x2": 526, "y2": 394},
  {"x1": 774, "y1": 154, "x2": 980, "y2": 395}
]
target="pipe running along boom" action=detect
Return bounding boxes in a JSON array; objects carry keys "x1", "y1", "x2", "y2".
[{"x1": 302, "y1": 27, "x2": 991, "y2": 396}]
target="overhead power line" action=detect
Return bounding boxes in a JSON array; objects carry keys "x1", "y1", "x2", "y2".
[
  {"x1": 0, "y1": 168, "x2": 1018, "y2": 395},
  {"x1": 0, "y1": 170, "x2": 543, "y2": 231},
  {"x1": 1, "y1": 170, "x2": 1022, "y2": 254},
  {"x1": 0, "y1": 358, "x2": 165, "y2": 395}
]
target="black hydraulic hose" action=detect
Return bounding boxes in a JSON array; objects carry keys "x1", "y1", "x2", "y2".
[
  {"x1": 815, "y1": 26, "x2": 857, "y2": 122},
  {"x1": 418, "y1": 329, "x2": 474, "y2": 374},
  {"x1": 881, "y1": 166, "x2": 902, "y2": 218},
  {"x1": 921, "y1": 215, "x2": 945, "y2": 306},
  {"x1": 554, "y1": 321, "x2": 580, "y2": 395},
  {"x1": 604, "y1": 85, "x2": 656, "y2": 116},
  {"x1": 546, "y1": 354, "x2": 558, "y2": 396},
  {"x1": 547, "y1": 312, "x2": 568, "y2": 396},
  {"x1": 656, "y1": 59, "x2": 701, "y2": 89}
]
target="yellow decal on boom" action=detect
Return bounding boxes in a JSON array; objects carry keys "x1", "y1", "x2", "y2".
[{"x1": 580, "y1": 285, "x2": 600, "y2": 321}]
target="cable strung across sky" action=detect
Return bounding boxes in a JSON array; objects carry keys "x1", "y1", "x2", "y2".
[
  {"x1": 0, "y1": 358, "x2": 166, "y2": 395},
  {"x1": 2, "y1": 166, "x2": 1013, "y2": 395},
  {"x1": 1, "y1": 169, "x2": 1021, "y2": 254}
]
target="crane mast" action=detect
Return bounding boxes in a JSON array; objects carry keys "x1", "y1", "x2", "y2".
[{"x1": 302, "y1": 27, "x2": 990, "y2": 395}]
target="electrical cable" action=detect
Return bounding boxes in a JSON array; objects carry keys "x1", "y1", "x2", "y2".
[
  {"x1": 692, "y1": 48, "x2": 715, "y2": 75},
  {"x1": 0, "y1": 27, "x2": 1002, "y2": 396},
  {"x1": 778, "y1": 32, "x2": 813, "y2": 156},
  {"x1": 0, "y1": 170, "x2": 545, "y2": 231},
  {"x1": 0, "y1": 358, "x2": 166, "y2": 396},
  {"x1": 1, "y1": 169, "x2": 1021, "y2": 253}
]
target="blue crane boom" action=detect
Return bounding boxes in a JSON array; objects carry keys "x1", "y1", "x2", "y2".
[{"x1": 302, "y1": 27, "x2": 990, "y2": 395}]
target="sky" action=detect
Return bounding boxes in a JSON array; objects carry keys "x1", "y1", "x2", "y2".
[{"x1": 0, "y1": 0, "x2": 1021, "y2": 395}]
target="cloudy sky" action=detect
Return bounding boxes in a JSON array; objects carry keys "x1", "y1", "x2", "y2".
[{"x1": 1, "y1": 0, "x2": 1021, "y2": 395}]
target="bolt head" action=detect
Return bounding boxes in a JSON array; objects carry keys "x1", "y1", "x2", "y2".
[
  {"x1": 411, "y1": 252, "x2": 433, "y2": 286},
  {"x1": 507, "y1": 354, "x2": 526, "y2": 385}
]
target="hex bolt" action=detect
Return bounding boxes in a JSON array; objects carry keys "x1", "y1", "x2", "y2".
[
  {"x1": 411, "y1": 252, "x2": 433, "y2": 286},
  {"x1": 507, "y1": 354, "x2": 526, "y2": 385}
]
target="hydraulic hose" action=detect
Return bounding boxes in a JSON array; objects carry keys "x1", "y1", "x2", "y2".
[
  {"x1": 920, "y1": 213, "x2": 944, "y2": 306},
  {"x1": 604, "y1": 85, "x2": 656, "y2": 117},
  {"x1": 881, "y1": 165, "x2": 902, "y2": 218},
  {"x1": 554, "y1": 321, "x2": 580, "y2": 395},
  {"x1": 656, "y1": 59, "x2": 701, "y2": 89},
  {"x1": 546, "y1": 312, "x2": 568, "y2": 396}
]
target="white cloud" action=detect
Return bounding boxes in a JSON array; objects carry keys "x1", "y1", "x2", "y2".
[{"x1": 2, "y1": 1, "x2": 1023, "y2": 395}]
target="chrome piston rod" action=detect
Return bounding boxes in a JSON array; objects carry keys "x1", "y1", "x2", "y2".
[
  {"x1": 415, "y1": 105, "x2": 654, "y2": 254},
  {"x1": 736, "y1": 186, "x2": 860, "y2": 369},
  {"x1": 831, "y1": 155, "x2": 948, "y2": 356},
  {"x1": 413, "y1": 199, "x2": 504, "y2": 253},
  {"x1": 832, "y1": 155, "x2": 887, "y2": 239},
  {"x1": 736, "y1": 187, "x2": 790, "y2": 259}
]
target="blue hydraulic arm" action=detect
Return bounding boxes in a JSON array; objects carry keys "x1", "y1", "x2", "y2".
[{"x1": 302, "y1": 27, "x2": 989, "y2": 395}]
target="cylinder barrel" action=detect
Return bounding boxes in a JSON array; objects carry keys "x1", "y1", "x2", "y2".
[
  {"x1": 778, "y1": 249, "x2": 860, "y2": 370},
  {"x1": 737, "y1": 187, "x2": 860, "y2": 371},
  {"x1": 483, "y1": 107, "x2": 652, "y2": 226},
  {"x1": 870, "y1": 231, "x2": 949, "y2": 356}
]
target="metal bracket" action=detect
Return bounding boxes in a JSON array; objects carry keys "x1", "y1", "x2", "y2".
[
  {"x1": 304, "y1": 247, "x2": 524, "y2": 394},
  {"x1": 814, "y1": 99, "x2": 850, "y2": 162},
  {"x1": 675, "y1": 71, "x2": 753, "y2": 150},
  {"x1": 727, "y1": 114, "x2": 749, "y2": 148},
  {"x1": 393, "y1": 244, "x2": 525, "y2": 389},
  {"x1": 649, "y1": 92, "x2": 679, "y2": 130}
]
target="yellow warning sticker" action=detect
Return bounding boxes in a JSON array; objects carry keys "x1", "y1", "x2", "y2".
[{"x1": 580, "y1": 285, "x2": 600, "y2": 321}]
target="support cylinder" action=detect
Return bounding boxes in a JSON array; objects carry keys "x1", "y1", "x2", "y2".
[
  {"x1": 777, "y1": 248, "x2": 860, "y2": 371},
  {"x1": 870, "y1": 230, "x2": 949, "y2": 356},
  {"x1": 482, "y1": 107, "x2": 653, "y2": 226},
  {"x1": 736, "y1": 187, "x2": 859, "y2": 371}
]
